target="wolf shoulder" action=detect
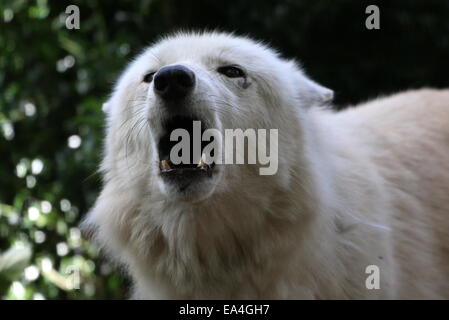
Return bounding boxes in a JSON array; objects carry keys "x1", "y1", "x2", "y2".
[
  {"x1": 332, "y1": 88, "x2": 449, "y2": 184},
  {"x1": 341, "y1": 88, "x2": 449, "y2": 136}
]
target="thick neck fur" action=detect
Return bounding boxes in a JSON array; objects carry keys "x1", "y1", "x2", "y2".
[{"x1": 125, "y1": 171, "x2": 343, "y2": 299}]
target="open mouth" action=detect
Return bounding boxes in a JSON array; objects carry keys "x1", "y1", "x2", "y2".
[{"x1": 157, "y1": 115, "x2": 216, "y2": 180}]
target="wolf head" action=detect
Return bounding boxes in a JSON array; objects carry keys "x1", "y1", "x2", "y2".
[{"x1": 99, "y1": 31, "x2": 332, "y2": 203}]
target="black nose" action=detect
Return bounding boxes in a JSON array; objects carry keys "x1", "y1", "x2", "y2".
[{"x1": 153, "y1": 65, "x2": 195, "y2": 100}]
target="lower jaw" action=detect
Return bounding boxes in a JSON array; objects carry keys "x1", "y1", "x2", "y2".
[{"x1": 159, "y1": 174, "x2": 216, "y2": 203}]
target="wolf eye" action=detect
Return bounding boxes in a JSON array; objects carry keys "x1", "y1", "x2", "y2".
[
  {"x1": 217, "y1": 66, "x2": 245, "y2": 78},
  {"x1": 143, "y1": 72, "x2": 156, "y2": 83}
]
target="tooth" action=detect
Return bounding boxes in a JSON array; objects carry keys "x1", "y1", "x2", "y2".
[
  {"x1": 198, "y1": 154, "x2": 208, "y2": 169},
  {"x1": 161, "y1": 160, "x2": 171, "y2": 170}
]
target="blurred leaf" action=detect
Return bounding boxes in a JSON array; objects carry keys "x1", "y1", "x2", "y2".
[{"x1": 0, "y1": 246, "x2": 32, "y2": 293}]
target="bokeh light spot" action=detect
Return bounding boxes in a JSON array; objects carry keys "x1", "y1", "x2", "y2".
[
  {"x1": 41, "y1": 201, "x2": 52, "y2": 214},
  {"x1": 60, "y1": 199, "x2": 71, "y2": 212},
  {"x1": 34, "y1": 230, "x2": 46, "y2": 243},
  {"x1": 31, "y1": 159, "x2": 44, "y2": 175},
  {"x1": 24, "y1": 265, "x2": 40, "y2": 281},
  {"x1": 24, "y1": 102, "x2": 36, "y2": 117},
  {"x1": 68, "y1": 135, "x2": 82, "y2": 149},
  {"x1": 33, "y1": 293, "x2": 45, "y2": 300},
  {"x1": 40, "y1": 257, "x2": 53, "y2": 272},
  {"x1": 11, "y1": 282, "x2": 25, "y2": 299},
  {"x1": 28, "y1": 206, "x2": 40, "y2": 221},
  {"x1": 3, "y1": 8, "x2": 14, "y2": 23},
  {"x1": 2, "y1": 121, "x2": 15, "y2": 140},
  {"x1": 56, "y1": 242, "x2": 69, "y2": 256},
  {"x1": 7, "y1": 211, "x2": 19, "y2": 225},
  {"x1": 26, "y1": 175, "x2": 36, "y2": 188},
  {"x1": 16, "y1": 161, "x2": 27, "y2": 178}
]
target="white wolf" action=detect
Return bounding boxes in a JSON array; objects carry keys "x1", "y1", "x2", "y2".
[{"x1": 83, "y1": 32, "x2": 449, "y2": 299}]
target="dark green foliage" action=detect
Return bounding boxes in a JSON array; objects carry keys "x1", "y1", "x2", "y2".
[{"x1": 0, "y1": 0, "x2": 448, "y2": 299}]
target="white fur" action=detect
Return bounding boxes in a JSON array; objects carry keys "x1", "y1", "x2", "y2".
[{"x1": 83, "y1": 32, "x2": 449, "y2": 299}]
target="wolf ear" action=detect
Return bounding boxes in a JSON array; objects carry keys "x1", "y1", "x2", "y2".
[
  {"x1": 295, "y1": 71, "x2": 334, "y2": 106},
  {"x1": 289, "y1": 60, "x2": 333, "y2": 106},
  {"x1": 299, "y1": 74, "x2": 334, "y2": 105}
]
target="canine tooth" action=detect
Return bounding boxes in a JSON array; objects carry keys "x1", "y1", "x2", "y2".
[
  {"x1": 198, "y1": 158, "x2": 206, "y2": 167},
  {"x1": 198, "y1": 154, "x2": 208, "y2": 169},
  {"x1": 161, "y1": 160, "x2": 171, "y2": 170}
]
